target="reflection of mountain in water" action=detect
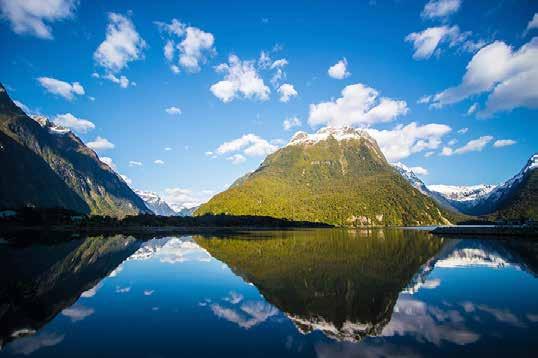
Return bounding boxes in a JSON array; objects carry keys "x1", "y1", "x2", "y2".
[
  {"x1": 0, "y1": 235, "x2": 141, "y2": 348},
  {"x1": 195, "y1": 229, "x2": 445, "y2": 342},
  {"x1": 128, "y1": 236, "x2": 212, "y2": 264}
]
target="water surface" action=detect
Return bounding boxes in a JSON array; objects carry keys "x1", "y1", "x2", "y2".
[{"x1": 0, "y1": 229, "x2": 537, "y2": 357}]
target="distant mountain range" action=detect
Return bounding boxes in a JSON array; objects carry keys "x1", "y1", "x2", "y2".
[
  {"x1": 0, "y1": 84, "x2": 150, "y2": 217},
  {"x1": 397, "y1": 154, "x2": 538, "y2": 220},
  {"x1": 134, "y1": 189, "x2": 198, "y2": 216},
  {"x1": 196, "y1": 127, "x2": 453, "y2": 226}
]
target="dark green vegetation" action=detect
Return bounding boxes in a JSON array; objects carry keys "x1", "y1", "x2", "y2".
[
  {"x1": 0, "y1": 84, "x2": 149, "y2": 218},
  {"x1": 0, "y1": 235, "x2": 141, "y2": 347},
  {"x1": 196, "y1": 130, "x2": 452, "y2": 226},
  {"x1": 195, "y1": 229, "x2": 444, "y2": 341},
  {"x1": 490, "y1": 169, "x2": 538, "y2": 221}
]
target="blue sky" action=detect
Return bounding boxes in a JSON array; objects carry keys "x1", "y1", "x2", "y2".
[{"x1": 1, "y1": 0, "x2": 537, "y2": 209}]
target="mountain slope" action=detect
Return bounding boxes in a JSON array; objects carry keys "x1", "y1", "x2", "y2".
[
  {"x1": 0, "y1": 83, "x2": 150, "y2": 217},
  {"x1": 134, "y1": 190, "x2": 175, "y2": 216},
  {"x1": 428, "y1": 154, "x2": 538, "y2": 219},
  {"x1": 196, "y1": 127, "x2": 451, "y2": 226}
]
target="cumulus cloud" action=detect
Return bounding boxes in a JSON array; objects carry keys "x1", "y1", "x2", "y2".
[
  {"x1": 367, "y1": 122, "x2": 452, "y2": 161},
  {"x1": 53, "y1": 113, "x2": 95, "y2": 133},
  {"x1": 493, "y1": 139, "x2": 517, "y2": 148},
  {"x1": 87, "y1": 136, "x2": 115, "y2": 151},
  {"x1": 308, "y1": 83, "x2": 408, "y2": 128},
  {"x1": 457, "y1": 127, "x2": 468, "y2": 134},
  {"x1": 156, "y1": 18, "x2": 215, "y2": 73},
  {"x1": 328, "y1": 58, "x2": 350, "y2": 79},
  {"x1": 396, "y1": 162, "x2": 429, "y2": 176},
  {"x1": 37, "y1": 77, "x2": 84, "y2": 100},
  {"x1": 431, "y1": 38, "x2": 538, "y2": 117},
  {"x1": 165, "y1": 106, "x2": 182, "y2": 115},
  {"x1": 0, "y1": 0, "x2": 77, "y2": 39},
  {"x1": 102, "y1": 73, "x2": 131, "y2": 88},
  {"x1": 154, "y1": 159, "x2": 165, "y2": 165},
  {"x1": 226, "y1": 154, "x2": 246, "y2": 165},
  {"x1": 277, "y1": 83, "x2": 298, "y2": 102},
  {"x1": 406, "y1": 26, "x2": 461, "y2": 60},
  {"x1": 94, "y1": 13, "x2": 146, "y2": 73},
  {"x1": 216, "y1": 134, "x2": 278, "y2": 158},
  {"x1": 466, "y1": 103, "x2": 478, "y2": 116},
  {"x1": 283, "y1": 116, "x2": 301, "y2": 131},
  {"x1": 421, "y1": 0, "x2": 461, "y2": 20},
  {"x1": 99, "y1": 156, "x2": 116, "y2": 170},
  {"x1": 525, "y1": 13, "x2": 538, "y2": 35},
  {"x1": 163, "y1": 188, "x2": 214, "y2": 210},
  {"x1": 442, "y1": 135, "x2": 493, "y2": 156},
  {"x1": 129, "y1": 160, "x2": 142, "y2": 167},
  {"x1": 211, "y1": 55, "x2": 270, "y2": 102}
]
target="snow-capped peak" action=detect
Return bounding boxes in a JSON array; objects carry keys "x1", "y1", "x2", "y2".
[
  {"x1": 287, "y1": 126, "x2": 374, "y2": 146},
  {"x1": 134, "y1": 189, "x2": 177, "y2": 216},
  {"x1": 427, "y1": 184, "x2": 496, "y2": 202}
]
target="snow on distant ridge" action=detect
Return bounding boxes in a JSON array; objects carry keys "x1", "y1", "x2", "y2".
[
  {"x1": 427, "y1": 184, "x2": 496, "y2": 202},
  {"x1": 30, "y1": 115, "x2": 70, "y2": 135},
  {"x1": 287, "y1": 126, "x2": 374, "y2": 146}
]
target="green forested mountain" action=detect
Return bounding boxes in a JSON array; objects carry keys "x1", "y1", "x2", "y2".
[
  {"x1": 196, "y1": 127, "x2": 452, "y2": 226},
  {"x1": 0, "y1": 83, "x2": 150, "y2": 217}
]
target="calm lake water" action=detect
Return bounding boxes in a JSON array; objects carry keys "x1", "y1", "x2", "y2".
[{"x1": 1, "y1": 229, "x2": 537, "y2": 357}]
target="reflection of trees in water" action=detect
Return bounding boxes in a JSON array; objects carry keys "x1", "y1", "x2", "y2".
[
  {"x1": 0, "y1": 235, "x2": 141, "y2": 348},
  {"x1": 195, "y1": 229, "x2": 445, "y2": 342}
]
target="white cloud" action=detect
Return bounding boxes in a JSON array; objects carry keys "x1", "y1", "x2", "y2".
[
  {"x1": 87, "y1": 136, "x2": 115, "y2": 151},
  {"x1": 165, "y1": 106, "x2": 182, "y2": 115},
  {"x1": 37, "y1": 77, "x2": 84, "y2": 100},
  {"x1": 525, "y1": 13, "x2": 538, "y2": 35},
  {"x1": 53, "y1": 113, "x2": 95, "y2": 133},
  {"x1": 283, "y1": 116, "x2": 301, "y2": 131},
  {"x1": 277, "y1": 83, "x2": 298, "y2": 102},
  {"x1": 226, "y1": 154, "x2": 246, "y2": 165},
  {"x1": 163, "y1": 188, "x2": 213, "y2": 210},
  {"x1": 13, "y1": 99, "x2": 30, "y2": 113},
  {"x1": 367, "y1": 122, "x2": 452, "y2": 161},
  {"x1": 103, "y1": 73, "x2": 130, "y2": 88},
  {"x1": 61, "y1": 305, "x2": 94, "y2": 322},
  {"x1": 211, "y1": 55, "x2": 271, "y2": 103},
  {"x1": 129, "y1": 160, "x2": 143, "y2": 166},
  {"x1": 94, "y1": 13, "x2": 146, "y2": 73},
  {"x1": 154, "y1": 159, "x2": 165, "y2": 165},
  {"x1": 425, "y1": 151, "x2": 435, "y2": 157},
  {"x1": 448, "y1": 139, "x2": 457, "y2": 146},
  {"x1": 0, "y1": 0, "x2": 77, "y2": 39},
  {"x1": 457, "y1": 127, "x2": 468, "y2": 134},
  {"x1": 308, "y1": 83, "x2": 408, "y2": 128},
  {"x1": 431, "y1": 38, "x2": 538, "y2": 117},
  {"x1": 156, "y1": 19, "x2": 215, "y2": 73},
  {"x1": 493, "y1": 139, "x2": 517, "y2": 148},
  {"x1": 421, "y1": 0, "x2": 461, "y2": 20},
  {"x1": 396, "y1": 162, "x2": 429, "y2": 176},
  {"x1": 442, "y1": 135, "x2": 494, "y2": 156},
  {"x1": 216, "y1": 133, "x2": 278, "y2": 157},
  {"x1": 328, "y1": 58, "x2": 350, "y2": 79},
  {"x1": 211, "y1": 55, "x2": 270, "y2": 102},
  {"x1": 466, "y1": 103, "x2": 478, "y2": 115},
  {"x1": 164, "y1": 147, "x2": 172, "y2": 151},
  {"x1": 417, "y1": 95, "x2": 432, "y2": 104},
  {"x1": 99, "y1": 156, "x2": 116, "y2": 170},
  {"x1": 405, "y1": 26, "x2": 461, "y2": 60}
]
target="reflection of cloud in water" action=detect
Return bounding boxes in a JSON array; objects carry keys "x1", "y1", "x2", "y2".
[
  {"x1": 223, "y1": 291, "x2": 243, "y2": 304},
  {"x1": 81, "y1": 282, "x2": 103, "y2": 298},
  {"x1": 115, "y1": 286, "x2": 131, "y2": 294},
  {"x1": 382, "y1": 297, "x2": 480, "y2": 346},
  {"x1": 7, "y1": 332, "x2": 64, "y2": 355},
  {"x1": 129, "y1": 237, "x2": 212, "y2": 264},
  {"x1": 108, "y1": 264, "x2": 123, "y2": 277},
  {"x1": 144, "y1": 289, "x2": 154, "y2": 296},
  {"x1": 210, "y1": 300, "x2": 278, "y2": 329},
  {"x1": 527, "y1": 313, "x2": 538, "y2": 323},
  {"x1": 403, "y1": 278, "x2": 441, "y2": 295},
  {"x1": 61, "y1": 304, "x2": 95, "y2": 322},
  {"x1": 460, "y1": 301, "x2": 525, "y2": 327},
  {"x1": 315, "y1": 340, "x2": 421, "y2": 358}
]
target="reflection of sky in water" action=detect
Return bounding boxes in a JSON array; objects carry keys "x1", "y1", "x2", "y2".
[{"x1": 1, "y1": 235, "x2": 538, "y2": 357}]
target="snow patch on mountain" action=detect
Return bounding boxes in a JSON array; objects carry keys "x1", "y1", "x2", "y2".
[
  {"x1": 30, "y1": 115, "x2": 69, "y2": 135},
  {"x1": 428, "y1": 184, "x2": 497, "y2": 202},
  {"x1": 135, "y1": 190, "x2": 177, "y2": 216},
  {"x1": 288, "y1": 126, "x2": 375, "y2": 147}
]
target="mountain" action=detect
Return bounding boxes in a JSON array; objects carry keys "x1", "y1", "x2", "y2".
[
  {"x1": 175, "y1": 206, "x2": 198, "y2": 217},
  {"x1": 428, "y1": 154, "x2": 538, "y2": 219},
  {"x1": 0, "y1": 83, "x2": 150, "y2": 217},
  {"x1": 134, "y1": 190, "x2": 176, "y2": 216},
  {"x1": 196, "y1": 127, "x2": 451, "y2": 226},
  {"x1": 392, "y1": 162, "x2": 457, "y2": 212}
]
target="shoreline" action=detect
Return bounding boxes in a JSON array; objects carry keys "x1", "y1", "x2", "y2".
[{"x1": 431, "y1": 225, "x2": 538, "y2": 238}]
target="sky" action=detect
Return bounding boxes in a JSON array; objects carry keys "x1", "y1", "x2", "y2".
[{"x1": 1, "y1": 0, "x2": 537, "y2": 209}]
